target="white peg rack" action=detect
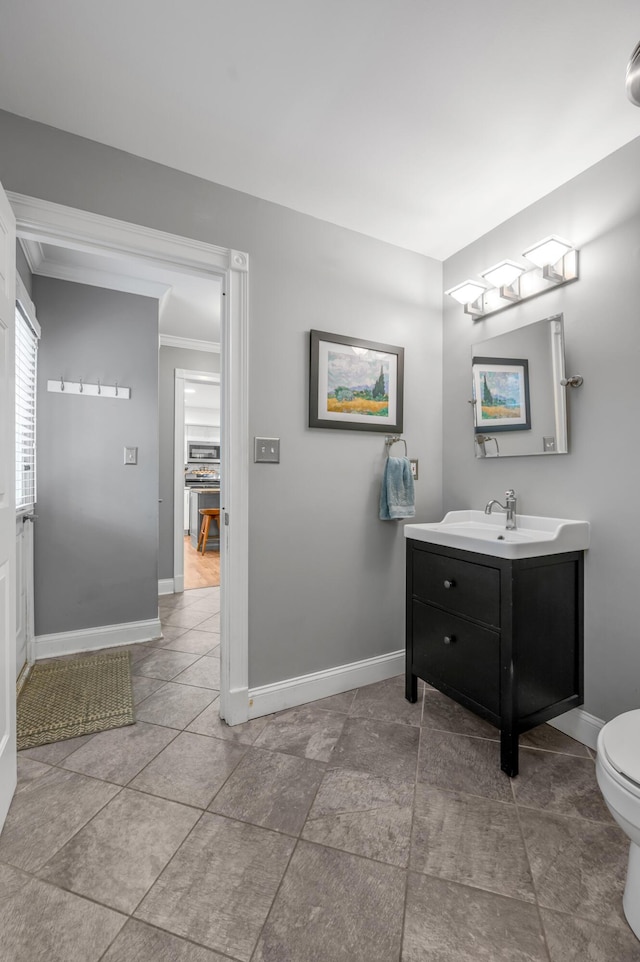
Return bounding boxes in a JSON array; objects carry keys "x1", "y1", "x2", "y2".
[{"x1": 47, "y1": 379, "x2": 131, "y2": 400}]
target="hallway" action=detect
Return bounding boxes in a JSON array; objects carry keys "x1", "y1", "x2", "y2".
[{"x1": 1, "y1": 587, "x2": 637, "y2": 961}]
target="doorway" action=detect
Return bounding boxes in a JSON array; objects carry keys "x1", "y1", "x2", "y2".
[
  {"x1": 9, "y1": 191, "x2": 251, "y2": 727},
  {"x1": 181, "y1": 372, "x2": 221, "y2": 590}
]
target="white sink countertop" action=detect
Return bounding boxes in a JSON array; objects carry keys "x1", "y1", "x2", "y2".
[{"x1": 404, "y1": 510, "x2": 590, "y2": 559}]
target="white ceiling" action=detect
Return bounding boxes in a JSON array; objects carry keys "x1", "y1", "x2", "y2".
[
  {"x1": 20, "y1": 240, "x2": 222, "y2": 342},
  {"x1": 2, "y1": 1, "x2": 640, "y2": 259}
]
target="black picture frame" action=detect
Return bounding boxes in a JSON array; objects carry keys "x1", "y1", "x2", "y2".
[
  {"x1": 309, "y1": 330, "x2": 404, "y2": 433},
  {"x1": 472, "y1": 356, "x2": 531, "y2": 433}
]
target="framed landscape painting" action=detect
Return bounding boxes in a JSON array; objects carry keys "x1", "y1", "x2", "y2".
[
  {"x1": 472, "y1": 356, "x2": 531, "y2": 433},
  {"x1": 309, "y1": 330, "x2": 404, "y2": 432}
]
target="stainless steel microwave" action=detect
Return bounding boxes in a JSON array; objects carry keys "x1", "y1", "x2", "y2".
[{"x1": 188, "y1": 442, "x2": 220, "y2": 462}]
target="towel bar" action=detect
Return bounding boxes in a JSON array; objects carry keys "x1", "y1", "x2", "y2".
[{"x1": 385, "y1": 435, "x2": 407, "y2": 456}]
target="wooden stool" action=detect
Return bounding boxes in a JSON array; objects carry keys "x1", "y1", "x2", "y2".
[{"x1": 197, "y1": 508, "x2": 220, "y2": 555}]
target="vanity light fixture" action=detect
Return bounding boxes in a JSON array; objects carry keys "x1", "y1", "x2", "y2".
[
  {"x1": 522, "y1": 235, "x2": 578, "y2": 284},
  {"x1": 444, "y1": 280, "x2": 488, "y2": 306},
  {"x1": 447, "y1": 237, "x2": 579, "y2": 320},
  {"x1": 523, "y1": 236, "x2": 573, "y2": 268},
  {"x1": 480, "y1": 260, "x2": 525, "y2": 289}
]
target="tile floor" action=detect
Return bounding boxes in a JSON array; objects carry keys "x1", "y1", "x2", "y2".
[{"x1": 2, "y1": 586, "x2": 640, "y2": 961}]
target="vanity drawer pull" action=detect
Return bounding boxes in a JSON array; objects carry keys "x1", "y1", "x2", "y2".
[
  {"x1": 444, "y1": 635, "x2": 455, "y2": 645},
  {"x1": 443, "y1": 579, "x2": 456, "y2": 589}
]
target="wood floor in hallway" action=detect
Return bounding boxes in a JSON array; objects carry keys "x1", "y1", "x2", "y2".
[{"x1": 184, "y1": 535, "x2": 220, "y2": 589}]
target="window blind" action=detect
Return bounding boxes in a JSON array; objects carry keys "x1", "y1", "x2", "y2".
[{"x1": 15, "y1": 304, "x2": 38, "y2": 512}]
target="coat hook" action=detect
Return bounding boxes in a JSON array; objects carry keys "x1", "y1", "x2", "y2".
[
  {"x1": 79, "y1": 377, "x2": 83, "y2": 393},
  {"x1": 115, "y1": 382, "x2": 119, "y2": 397},
  {"x1": 97, "y1": 378, "x2": 101, "y2": 395},
  {"x1": 60, "y1": 375, "x2": 65, "y2": 392}
]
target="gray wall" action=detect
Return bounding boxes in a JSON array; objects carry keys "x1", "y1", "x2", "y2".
[
  {"x1": 443, "y1": 135, "x2": 640, "y2": 724},
  {"x1": 0, "y1": 111, "x2": 443, "y2": 687},
  {"x1": 32, "y1": 276, "x2": 159, "y2": 634},
  {"x1": 158, "y1": 345, "x2": 220, "y2": 581}
]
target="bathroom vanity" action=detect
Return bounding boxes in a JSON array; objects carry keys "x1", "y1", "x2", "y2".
[{"x1": 405, "y1": 514, "x2": 588, "y2": 776}]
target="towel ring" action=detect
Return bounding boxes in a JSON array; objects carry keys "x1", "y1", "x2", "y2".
[{"x1": 385, "y1": 435, "x2": 407, "y2": 457}]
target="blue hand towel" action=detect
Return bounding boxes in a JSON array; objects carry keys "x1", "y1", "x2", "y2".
[{"x1": 379, "y1": 456, "x2": 415, "y2": 520}]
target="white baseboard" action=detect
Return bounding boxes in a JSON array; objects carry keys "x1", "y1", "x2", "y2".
[
  {"x1": 248, "y1": 649, "x2": 405, "y2": 720},
  {"x1": 221, "y1": 686, "x2": 251, "y2": 726},
  {"x1": 34, "y1": 617, "x2": 162, "y2": 660},
  {"x1": 548, "y1": 708, "x2": 604, "y2": 751},
  {"x1": 247, "y1": 653, "x2": 606, "y2": 751},
  {"x1": 158, "y1": 579, "x2": 175, "y2": 596}
]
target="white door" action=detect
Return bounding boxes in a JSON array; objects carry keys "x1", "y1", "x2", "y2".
[{"x1": 0, "y1": 180, "x2": 17, "y2": 831}]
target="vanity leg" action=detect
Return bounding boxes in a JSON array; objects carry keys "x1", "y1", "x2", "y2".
[
  {"x1": 405, "y1": 671, "x2": 418, "y2": 704},
  {"x1": 500, "y1": 727, "x2": 519, "y2": 778}
]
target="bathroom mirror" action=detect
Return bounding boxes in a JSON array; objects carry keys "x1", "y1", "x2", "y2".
[{"x1": 471, "y1": 313, "x2": 567, "y2": 458}]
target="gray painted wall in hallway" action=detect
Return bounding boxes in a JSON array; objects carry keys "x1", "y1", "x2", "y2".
[
  {"x1": 158, "y1": 345, "x2": 220, "y2": 581},
  {"x1": 32, "y1": 276, "x2": 159, "y2": 635},
  {"x1": 0, "y1": 111, "x2": 443, "y2": 687},
  {"x1": 443, "y1": 134, "x2": 640, "y2": 724}
]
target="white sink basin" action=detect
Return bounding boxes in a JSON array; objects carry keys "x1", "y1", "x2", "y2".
[{"x1": 404, "y1": 510, "x2": 590, "y2": 559}]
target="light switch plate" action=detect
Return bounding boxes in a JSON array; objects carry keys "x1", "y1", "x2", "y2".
[
  {"x1": 543, "y1": 437, "x2": 556, "y2": 453},
  {"x1": 124, "y1": 446, "x2": 138, "y2": 465},
  {"x1": 410, "y1": 459, "x2": 419, "y2": 480},
  {"x1": 254, "y1": 437, "x2": 280, "y2": 463}
]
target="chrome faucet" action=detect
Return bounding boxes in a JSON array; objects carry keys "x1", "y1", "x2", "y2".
[{"x1": 485, "y1": 489, "x2": 517, "y2": 530}]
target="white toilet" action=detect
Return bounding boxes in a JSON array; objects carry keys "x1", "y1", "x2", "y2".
[{"x1": 596, "y1": 709, "x2": 640, "y2": 939}]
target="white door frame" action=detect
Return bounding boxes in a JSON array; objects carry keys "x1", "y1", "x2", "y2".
[
  {"x1": 9, "y1": 192, "x2": 250, "y2": 725},
  {"x1": 174, "y1": 368, "x2": 221, "y2": 592},
  {"x1": 0, "y1": 180, "x2": 17, "y2": 831}
]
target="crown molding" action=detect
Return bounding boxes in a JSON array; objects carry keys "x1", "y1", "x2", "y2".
[
  {"x1": 160, "y1": 334, "x2": 221, "y2": 353},
  {"x1": 9, "y1": 191, "x2": 246, "y2": 276}
]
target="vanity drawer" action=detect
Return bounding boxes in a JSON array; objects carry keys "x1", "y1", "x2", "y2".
[
  {"x1": 411, "y1": 601, "x2": 500, "y2": 715},
  {"x1": 411, "y1": 549, "x2": 500, "y2": 627}
]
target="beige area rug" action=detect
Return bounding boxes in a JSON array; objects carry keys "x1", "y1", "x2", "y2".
[{"x1": 17, "y1": 651, "x2": 134, "y2": 750}]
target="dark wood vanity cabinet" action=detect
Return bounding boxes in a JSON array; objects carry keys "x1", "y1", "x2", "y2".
[{"x1": 405, "y1": 539, "x2": 584, "y2": 776}]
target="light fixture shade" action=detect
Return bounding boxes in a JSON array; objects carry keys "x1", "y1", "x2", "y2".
[
  {"x1": 523, "y1": 236, "x2": 574, "y2": 268},
  {"x1": 445, "y1": 280, "x2": 487, "y2": 305},
  {"x1": 627, "y1": 40, "x2": 640, "y2": 106},
  {"x1": 480, "y1": 260, "x2": 525, "y2": 288}
]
